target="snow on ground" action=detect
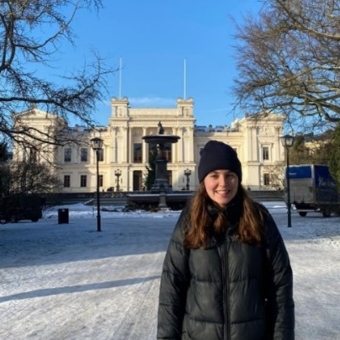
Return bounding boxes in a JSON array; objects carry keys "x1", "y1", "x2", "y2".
[{"x1": 0, "y1": 202, "x2": 339, "y2": 340}]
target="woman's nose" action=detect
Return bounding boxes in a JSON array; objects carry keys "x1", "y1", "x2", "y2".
[{"x1": 218, "y1": 175, "x2": 228, "y2": 186}]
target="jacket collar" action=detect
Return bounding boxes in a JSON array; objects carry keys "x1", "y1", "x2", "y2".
[{"x1": 207, "y1": 192, "x2": 243, "y2": 229}]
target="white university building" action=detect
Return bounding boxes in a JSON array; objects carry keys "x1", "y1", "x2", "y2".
[{"x1": 12, "y1": 97, "x2": 286, "y2": 193}]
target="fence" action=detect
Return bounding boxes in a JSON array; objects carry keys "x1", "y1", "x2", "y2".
[{"x1": 43, "y1": 190, "x2": 284, "y2": 207}]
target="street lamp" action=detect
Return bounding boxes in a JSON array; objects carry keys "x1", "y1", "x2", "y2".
[
  {"x1": 115, "y1": 169, "x2": 122, "y2": 192},
  {"x1": 280, "y1": 134, "x2": 295, "y2": 228},
  {"x1": 184, "y1": 168, "x2": 192, "y2": 191},
  {"x1": 91, "y1": 137, "x2": 103, "y2": 232}
]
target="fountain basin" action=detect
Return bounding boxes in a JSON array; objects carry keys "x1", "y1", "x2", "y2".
[
  {"x1": 126, "y1": 192, "x2": 193, "y2": 210},
  {"x1": 142, "y1": 135, "x2": 180, "y2": 144}
]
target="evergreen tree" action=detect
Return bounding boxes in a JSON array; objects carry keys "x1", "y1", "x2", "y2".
[
  {"x1": 0, "y1": 142, "x2": 7, "y2": 161},
  {"x1": 329, "y1": 123, "x2": 340, "y2": 189},
  {"x1": 289, "y1": 135, "x2": 310, "y2": 165},
  {"x1": 144, "y1": 146, "x2": 157, "y2": 190},
  {"x1": 0, "y1": 142, "x2": 10, "y2": 196},
  {"x1": 289, "y1": 134, "x2": 334, "y2": 166}
]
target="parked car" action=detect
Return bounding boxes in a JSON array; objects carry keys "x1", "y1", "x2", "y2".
[{"x1": 0, "y1": 194, "x2": 44, "y2": 223}]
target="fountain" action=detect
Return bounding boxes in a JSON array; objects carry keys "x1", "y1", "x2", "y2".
[
  {"x1": 126, "y1": 122, "x2": 193, "y2": 210},
  {"x1": 143, "y1": 121, "x2": 180, "y2": 193}
]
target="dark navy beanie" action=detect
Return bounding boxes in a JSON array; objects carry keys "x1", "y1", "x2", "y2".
[{"x1": 198, "y1": 140, "x2": 242, "y2": 182}]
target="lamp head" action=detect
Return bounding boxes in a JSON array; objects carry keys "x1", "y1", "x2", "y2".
[
  {"x1": 280, "y1": 134, "x2": 294, "y2": 148},
  {"x1": 91, "y1": 137, "x2": 103, "y2": 150}
]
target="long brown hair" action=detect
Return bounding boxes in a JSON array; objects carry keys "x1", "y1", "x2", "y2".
[{"x1": 183, "y1": 184, "x2": 268, "y2": 249}]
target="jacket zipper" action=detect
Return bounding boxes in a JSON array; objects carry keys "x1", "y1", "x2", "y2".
[{"x1": 219, "y1": 237, "x2": 230, "y2": 340}]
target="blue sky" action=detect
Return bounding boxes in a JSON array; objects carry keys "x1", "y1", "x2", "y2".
[{"x1": 60, "y1": 0, "x2": 263, "y2": 127}]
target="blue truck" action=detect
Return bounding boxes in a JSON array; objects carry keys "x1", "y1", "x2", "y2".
[{"x1": 284, "y1": 164, "x2": 340, "y2": 217}]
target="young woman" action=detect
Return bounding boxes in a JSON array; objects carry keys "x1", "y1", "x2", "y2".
[{"x1": 157, "y1": 140, "x2": 295, "y2": 340}]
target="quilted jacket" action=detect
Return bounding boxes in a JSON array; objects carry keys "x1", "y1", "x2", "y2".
[{"x1": 157, "y1": 204, "x2": 295, "y2": 340}]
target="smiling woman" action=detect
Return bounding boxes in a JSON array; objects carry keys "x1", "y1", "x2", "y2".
[{"x1": 157, "y1": 140, "x2": 295, "y2": 340}]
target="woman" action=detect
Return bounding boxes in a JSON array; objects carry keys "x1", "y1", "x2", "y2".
[{"x1": 157, "y1": 140, "x2": 295, "y2": 340}]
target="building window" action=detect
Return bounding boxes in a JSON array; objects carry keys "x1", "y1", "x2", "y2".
[
  {"x1": 134, "y1": 143, "x2": 142, "y2": 163},
  {"x1": 263, "y1": 146, "x2": 269, "y2": 161},
  {"x1": 64, "y1": 175, "x2": 70, "y2": 187},
  {"x1": 263, "y1": 173, "x2": 270, "y2": 186},
  {"x1": 99, "y1": 175, "x2": 103, "y2": 187},
  {"x1": 29, "y1": 148, "x2": 37, "y2": 162},
  {"x1": 149, "y1": 143, "x2": 172, "y2": 162},
  {"x1": 23, "y1": 147, "x2": 37, "y2": 162},
  {"x1": 167, "y1": 170, "x2": 172, "y2": 187},
  {"x1": 81, "y1": 148, "x2": 88, "y2": 162},
  {"x1": 133, "y1": 170, "x2": 143, "y2": 191},
  {"x1": 64, "y1": 148, "x2": 71, "y2": 162},
  {"x1": 80, "y1": 175, "x2": 87, "y2": 187}
]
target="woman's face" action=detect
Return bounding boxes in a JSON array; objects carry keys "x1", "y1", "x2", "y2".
[{"x1": 203, "y1": 169, "x2": 239, "y2": 208}]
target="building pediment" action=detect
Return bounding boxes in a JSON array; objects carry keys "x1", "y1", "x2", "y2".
[{"x1": 13, "y1": 108, "x2": 58, "y2": 121}]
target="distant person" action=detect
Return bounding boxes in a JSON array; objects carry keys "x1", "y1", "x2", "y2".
[{"x1": 157, "y1": 140, "x2": 294, "y2": 340}]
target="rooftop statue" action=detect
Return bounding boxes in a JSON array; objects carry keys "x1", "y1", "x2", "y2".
[{"x1": 158, "y1": 121, "x2": 164, "y2": 135}]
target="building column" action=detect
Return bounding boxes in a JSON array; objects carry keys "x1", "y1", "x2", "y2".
[
  {"x1": 122, "y1": 126, "x2": 128, "y2": 162},
  {"x1": 246, "y1": 126, "x2": 257, "y2": 162},
  {"x1": 274, "y1": 127, "x2": 281, "y2": 162},
  {"x1": 172, "y1": 127, "x2": 177, "y2": 162},
  {"x1": 117, "y1": 129, "x2": 123, "y2": 163},
  {"x1": 142, "y1": 127, "x2": 147, "y2": 163},
  {"x1": 188, "y1": 127, "x2": 194, "y2": 162},
  {"x1": 179, "y1": 128, "x2": 184, "y2": 162},
  {"x1": 112, "y1": 127, "x2": 118, "y2": 163},
  {"x1": 128, "y1": 126, "x2": 132, "y2": 163}
]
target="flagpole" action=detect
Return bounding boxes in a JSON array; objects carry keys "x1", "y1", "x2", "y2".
[
  {"x1": 183, "y1": 58, "x2": 187, "y2": 99},
  {"x1": 119, "y1": 57, "x2": 122, "y2": 98}
]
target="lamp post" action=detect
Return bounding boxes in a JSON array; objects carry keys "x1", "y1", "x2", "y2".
[
  {"x1": 115, "y1": 169, "x2": 122, "y2": 192},
  {"x1": 280, "y1": 134, "x2": 295, "y2": 228},
  {"x1": 184, "y1": 168, "x2": 192, "y2": 191},
  {"x1": 91, "y1": 137, "x2": 103, "y2": 232}
]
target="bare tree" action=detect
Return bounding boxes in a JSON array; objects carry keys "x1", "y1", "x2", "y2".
[
  {"x1": 10, "y1": 160, "x2": 62, "y2": 194},
  {"x1": 232, "y1": 0, "x2": 340, "y2": 130},
  {"x1": 0, "y1": 0, "x2": 112, "y2": 147},
  {"x1": 262, "y1": 162, "x2": 285, "y2": 190}
]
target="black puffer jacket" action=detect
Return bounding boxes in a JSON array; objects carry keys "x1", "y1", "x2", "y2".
[{"x1": 157, "y1": 204, "x2": 295, "y2": 340}]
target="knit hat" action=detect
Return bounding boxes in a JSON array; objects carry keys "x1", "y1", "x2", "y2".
[{"x1": 198, "y1": 140, "x2": 242, "y2": 182}]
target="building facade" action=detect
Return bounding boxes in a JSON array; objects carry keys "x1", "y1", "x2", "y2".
[{"x1": 12, "y1": 97, "x2": 286, "y2": 193}]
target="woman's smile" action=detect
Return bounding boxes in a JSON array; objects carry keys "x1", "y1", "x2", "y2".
[{"x1": 204, "y1": 170, "x2": 239, "y2": 207}]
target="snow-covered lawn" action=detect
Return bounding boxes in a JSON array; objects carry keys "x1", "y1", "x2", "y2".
[{"x1": 1, "y1": 202, "x2": 339, "y2": 339}]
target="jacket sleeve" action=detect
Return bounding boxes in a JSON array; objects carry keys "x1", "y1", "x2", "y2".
[
  {"x1": 157, "y1": 209, "x2": 191, "y2": 340},
  {"x1": 265, "y1": 213, "x2": 295, "y2": 340}
]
